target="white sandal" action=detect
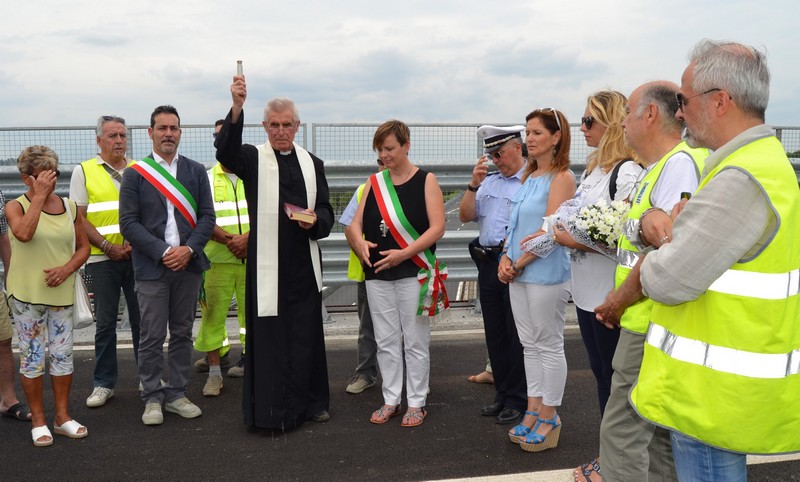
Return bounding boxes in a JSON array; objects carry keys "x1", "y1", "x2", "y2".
[
  {"x1": 53, "y1": 419, "x2": 88, "y2": 439},
  {"x1": 32, "y1": 425, "x2": 53, "y2": 447}
]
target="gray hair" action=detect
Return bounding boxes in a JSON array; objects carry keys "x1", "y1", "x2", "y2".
[
  {"x1": 689, "y1": 39, "x2": 770, "y2": 121},
  {"x1": 263, "y1": 97, "x2": 300, "y2": 123},
  {"x1": 636, "y1": 83, "x2": 683, "y2": 134},
  {"x1": 96, "y1": 115, "x2": 126, "y2": 136},
  {"x1": 18, "y1": 145, "x2": 59, "y2": 175}
]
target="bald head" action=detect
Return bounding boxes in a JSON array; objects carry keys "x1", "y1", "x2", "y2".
[{"x1": 623, "y1": 81, "x2": 684, "y2": 165}]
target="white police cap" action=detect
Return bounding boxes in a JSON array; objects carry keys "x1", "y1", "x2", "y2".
[{"x1": 477, "y1": 125, "x2": 525, "y2": 153}]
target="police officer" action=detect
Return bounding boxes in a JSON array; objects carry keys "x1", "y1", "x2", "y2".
[{"x1": 459, "y1": 125, "x2": 527, "y2": 424}]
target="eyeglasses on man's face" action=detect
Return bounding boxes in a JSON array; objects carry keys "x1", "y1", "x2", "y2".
[
  {"x1": 676, "y1": 88, "x2": 721, "y2": 111},
  {"x1": 487, "y1": 145, "x2": 512, "y2": 161},
  {"x1": 267, "y1": 122, "x2": 296, "y2": 132}
]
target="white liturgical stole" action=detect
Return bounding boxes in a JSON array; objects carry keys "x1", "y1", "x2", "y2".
[{"x1": 255, "y1": 143, "x2": 322, "y2": 316}]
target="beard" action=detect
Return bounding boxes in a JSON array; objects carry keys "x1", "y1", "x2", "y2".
[{"x1": 681, "y1": 109, "x2": 714, "y2": 149}]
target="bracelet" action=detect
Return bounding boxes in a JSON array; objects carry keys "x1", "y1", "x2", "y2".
[
  {"x1": 640, "y1": 207, "x2": 666, "y2": 223},
  {"x1": 101, "y1": 239, "x2": 111, "y2": 254},
  {"x1": 510, "y1": 263, "x2": 524, "y2": 273},
  {"x1": 467, "y1": 184, "x2": 480, "y2": 192}
]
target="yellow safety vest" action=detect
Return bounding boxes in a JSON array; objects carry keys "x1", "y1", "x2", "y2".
[
  {"x1": 615, "y1": 142, "x2": 707, "y2": 333},
  {"x1": 631, "y1": 135, "x2": 800, "y2": 454},
  {"x1": 204, "y1": 163, "x2": 250, "y2": 264},
  {"x1": 82, "y1": 158, "x2": 135, "y2": 256},
  {"x1": 346, "y1": 184, "x2": 366, "y2": 282}
]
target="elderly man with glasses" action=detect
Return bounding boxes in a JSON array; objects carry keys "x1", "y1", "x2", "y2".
[
  {"x1": 598, "y1": 40, "x2": 800, "y2": 481},
  {"x1": 458, "y1": 125, "x2": 528, "y2": 425},
  {"x1": 216, "y1": 75, "x2": 334, "y2": 430},
  {"x1": 70, "y1": 115, "x2": 142, "y2": 409}
]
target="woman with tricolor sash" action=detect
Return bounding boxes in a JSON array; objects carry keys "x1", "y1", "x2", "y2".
[{"x1": 348, "y1": 120, "x2": 446, "y2": 428}]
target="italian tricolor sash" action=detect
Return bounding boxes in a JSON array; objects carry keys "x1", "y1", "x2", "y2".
[
  {"x1": 369, "y1": 169, "x2": 449, "y2": 316},
  {"x1": 132, "y1": 157, "x2": 198, "y2": 227}
]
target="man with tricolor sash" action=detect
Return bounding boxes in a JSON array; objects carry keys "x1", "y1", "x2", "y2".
[
  {"x1": 70, "y1": 115, "x2": 142, "y2": 409},
  {"x1": 216, "y1": 75, "x2": 334, "y2": 430},
  {"x1": 589, "y1": 81, "x2": 707, "y2": 482},
  {"x1": 599, "y1": 41, "x2": 800, "y2": 481},
  {"x1": 119, "y1": 105, "x2": 216, "y2": 426}
]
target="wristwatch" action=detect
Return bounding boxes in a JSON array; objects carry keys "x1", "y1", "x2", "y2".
[{"x1": 467, "y1": 184, "x2": 480, "y2": 192}]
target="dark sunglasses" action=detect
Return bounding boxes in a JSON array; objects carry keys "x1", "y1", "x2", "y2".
[
  {"x1": 581, "y1": 116, "x2": 595, "y2": 129},
  {"x1": 676, "y1": 88, "x2": 721, "y2": 111}
]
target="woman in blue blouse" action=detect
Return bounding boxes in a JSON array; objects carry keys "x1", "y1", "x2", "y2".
[{"x1": 498, "y1": 108, "x2": 575, "y2": 452}]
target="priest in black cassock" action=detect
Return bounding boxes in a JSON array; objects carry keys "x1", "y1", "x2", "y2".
[{"x1": 215, "y1": 74, "x2": 333, "y2": 430}]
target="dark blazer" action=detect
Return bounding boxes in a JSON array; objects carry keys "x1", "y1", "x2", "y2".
[{"x1": 119, "y1": 154, "x2": 215, "y2": 280}]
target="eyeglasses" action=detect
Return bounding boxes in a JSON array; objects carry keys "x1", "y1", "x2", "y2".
[
  {"x1": 581, "y1": 116, "x2": 595, "y2": 129},
  {"x1": 536, "y1": 107, "x2": 562, "y2": 132},
  {"x1": 487, "y1": 145, "x2": 512, "y2": 160},
  {"x1": 267, "y1": 122, "x2": 296, "y2": 132},
  {"x1": 676, "y1": 88, "x2": 721, "y2": 111},
  {"x1": 212, "y1": 132, "x2": 218, "y2": 139}
]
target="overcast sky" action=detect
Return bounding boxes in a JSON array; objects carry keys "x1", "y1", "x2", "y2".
[{"x1": 1, "y1": 0, "x2": 798, "y2": 128}]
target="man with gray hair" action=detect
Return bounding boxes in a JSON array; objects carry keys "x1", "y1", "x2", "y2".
[
  {"x1": 599, "y1": 40, "x2": 800, "y2": 481},
  {"x1": 70, "y1": 115, "x2": 141, "y2": 408},
  {"x1": 585, "y1": 82, "x2": 707, "y2": 481},
  {"x1": 216, "y1": 75, "x2": 334, "y2": 430}
]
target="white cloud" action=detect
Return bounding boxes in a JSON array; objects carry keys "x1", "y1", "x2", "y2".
[{"x1": 0, "y1": 0, "x2": 797, "y2": 128}]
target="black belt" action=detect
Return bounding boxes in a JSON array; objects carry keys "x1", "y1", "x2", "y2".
[{"x1": 469, "y1": 243, "x2": 504, "y2": 262}]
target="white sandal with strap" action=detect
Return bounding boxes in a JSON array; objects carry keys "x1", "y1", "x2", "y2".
[
  {"x1": 54, "y1": 419, "x2": 88, "y2": 439},
  {"x1": 32, "y1": 425, "x2": 53, "y2": 447}
]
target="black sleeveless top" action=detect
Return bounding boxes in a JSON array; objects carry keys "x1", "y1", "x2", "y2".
[{"x1": 363, "y1": 168, "x2": 434, "y2": 281}]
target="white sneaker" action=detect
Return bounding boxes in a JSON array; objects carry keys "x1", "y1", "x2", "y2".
[
  {"x1": 165, "y1": 397, "x2": 202, "y2": 419},
  {"x1": 86, "y1": 387, "x2": 114, "y2": 408},
  {"x1": 142, "y1": 402, "x2": 163, "y2": 425},
  {"x1": 202, "y1": 375, "x2": 223, "y2": 397}
]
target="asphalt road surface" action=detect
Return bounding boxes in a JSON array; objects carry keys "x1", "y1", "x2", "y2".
[{"x1": 0, "y1": 309, "x2": 797, "y2": 481}]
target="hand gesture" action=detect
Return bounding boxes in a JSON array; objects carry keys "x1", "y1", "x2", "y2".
[
  {"x1": 231, "y1": 75, "x2": 247, "y2": 109},
  {"x1": 640, "y1": 209, "x2": 672, "y2": 248},
  {"x1": 374, "y1": 248, "x2": 411, "y2": 273},
  {"x1": 29, "y1": 170, "x2": 57, "y2": 201},
  {"x1": 470, "y1": 156, "x2": 491, "y2": 188},
  {"x1": 594, "y1": 291, "x2": 625, "y2": 329},
  {"x1": 226, "y1": 233, "x2": 249, "y2": 259}
]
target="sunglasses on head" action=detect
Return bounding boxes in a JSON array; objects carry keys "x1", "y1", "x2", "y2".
[
  {"x1": 581, "y1": 116, "x2": 595, "y2": 129},
  {"x1": 537, "y1": 107, "x2": 562, "y2": 132}
]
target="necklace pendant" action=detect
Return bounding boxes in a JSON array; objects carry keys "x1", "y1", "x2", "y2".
[{"x1": 379, "y1": 219, "x2": 388, "y2": 237}]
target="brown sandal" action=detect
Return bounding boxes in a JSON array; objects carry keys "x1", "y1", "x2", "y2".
[
  {"x1": 401, "y1": 407, "x2": 427, "y2": 427},
  {"x1": 370, "y1": 404, "x2": 401, "y2": 424}
]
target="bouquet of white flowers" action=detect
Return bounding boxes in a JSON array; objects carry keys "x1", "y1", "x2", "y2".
[{"x1": 570, "y1": 199, "x2": 630, "y2": 258}]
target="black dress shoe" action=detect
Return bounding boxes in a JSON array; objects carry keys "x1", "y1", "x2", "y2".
[
  {"x1": 495, "y1": 408, "x2": 523, "y2": 425},
  {"x1": 480, "y1": 402, "x2": 503, "y2": 417}
]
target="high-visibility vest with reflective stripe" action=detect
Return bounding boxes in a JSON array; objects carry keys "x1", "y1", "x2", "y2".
[
  {"x1": 346, "y1": 184, "x2": 367, "y2": 282},
  {"x1": 82, "y1": 158, "x2": 134, "y2": 256},
  {"x1": 204, "y1": 163, "x2": 250, "y2": 264},
  {"x1": 615, "y1": 142, "x2": 707, "y2": 333},
  {"x1": 631, "y1": 134, "x2": 800, "y2": 454}
]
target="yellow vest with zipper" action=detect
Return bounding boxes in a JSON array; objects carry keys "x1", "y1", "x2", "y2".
[
  {"x1": 615, "y1": 142, "x2": 707, "y2": 333},
  {"x1": 82, "y1": 158, "x2": 134, "y2": 256},
  {"x1": 204, "y1": 163, "x2": 249, "y2": 264},
  {"x1": 630, "y1": 135, "x2": 800, "y2": 454}
]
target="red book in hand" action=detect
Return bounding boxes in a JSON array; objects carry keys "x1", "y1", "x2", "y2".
[{"x1": 283, "y1": 202, "x2": 315, "y2": 223}]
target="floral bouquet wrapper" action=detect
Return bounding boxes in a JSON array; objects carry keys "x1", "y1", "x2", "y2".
[{"x1": 566, "y1": 198, "x2": 630, "y2": 260}]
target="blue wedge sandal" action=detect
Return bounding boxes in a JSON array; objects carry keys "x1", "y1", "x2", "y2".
[
  {"x1": 520, "y1": 413, "x2": 561, "y2": 452},
  {"x1": 507, "y1": 410, "x2": 539, "y2": 444}
]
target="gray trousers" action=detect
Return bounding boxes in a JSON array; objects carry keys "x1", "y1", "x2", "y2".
[
  {"x1": 599, "y1": 329, "x2": 677, "y2": 482},
  {"x1": 136, "y1": 270, "x2": 203, "y2": 404},
  {"x1": 355, "y1": 281, "x2": 378, "y2": 381}
]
